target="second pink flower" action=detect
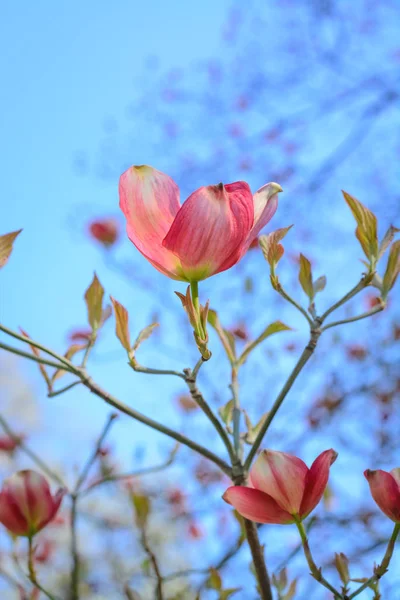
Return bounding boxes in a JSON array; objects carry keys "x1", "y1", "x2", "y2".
[{"x1": 119, "y1": 165, "x2": 282, "y2": 282}]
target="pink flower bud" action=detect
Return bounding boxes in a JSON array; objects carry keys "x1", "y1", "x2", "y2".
[
  {"x1": 119, "y1": 165, "x2": 282, "y2": 282},
  {"x1": 223, "y1": 449, "x2": 337, "y2": 524},
  {"x1": 364, "y1": 468, "x2": 400, "y2": 522},
  {"x1": 88, "y1": 218, "x2": 119, "y2": 247},
  {"x1": 0, "y1": 470, "x2": 65, "y2": 537}
]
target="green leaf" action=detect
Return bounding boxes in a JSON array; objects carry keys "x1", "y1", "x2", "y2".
[
  {"x1": 238, "y1": 321, "x2": 292, "y2": 366},
  {"x1": 282, "y1": 580, "x2": 297, "y2": 600},
  {"x1": 259, "y1": 226, "x2": 293, "y2": 267},
  {"x1": 298, "y1": 254, "x2": 314, "y2": 300},
  {"x1": 313, "y1": 275, "x2": 327, "y2": 295},
  {"x1": 342, "y1": 191, "x2": 378, "y2": 262},
  {"x1": 218, "y1": 399, "x2": 234, "y2": 427},
  {"x1": 207, "y1": 309, "x2": 236, "y2": 363},
  {"x1": 378, "y1": 225, "x2": 400, "y2": 259},
  {"x1": 219, "y1": 589, "x2": 241, "y2": 599},
  {"x1": 110, "y1": 296, "x2": 131, "y2": 352},
  {"x1": 0, "y1": 229, "x2": 22, "y2": 269},
  {"x1": 132, "y1": 323, "x2": 159, "y2": 353},
  {"x1": 334, "y1": 552, "x2": 350, "y2": 585},
  {"x1": 243, "y1": 411, "x2": 269, "y2": 444},
  {"x1": 19, "y1": 328, "x2": 52, "y2": 392},
  {"x1": 52, "y1": 343, "x2": 86, "y2": 382},
  {"x1": 272, "y1": 568, "x2": 288, "y2": 591},
  {"x1": 84, "y1": 273, "x2": 104, "y2": 331},
  {"x1": 124, "y1": 586, "x2": 142, "y2": 600},
  {"x1": 206, "y1": 568, "x2": 222, "y2": 591},
  {"x1": 131, "y1": 493, "x2": 150, "y2": 528},
  {"x1": 382, "y1": 240, "x2": 400, "y2": 298}
]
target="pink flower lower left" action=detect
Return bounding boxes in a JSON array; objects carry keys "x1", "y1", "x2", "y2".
[{"x1": 0, "y1": 470, "x2": 66, "y2": 537}]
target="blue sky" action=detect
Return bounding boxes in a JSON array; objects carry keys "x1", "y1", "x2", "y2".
[{"x1": 0, "y1": 0, "x2": 232, "y2": 461}]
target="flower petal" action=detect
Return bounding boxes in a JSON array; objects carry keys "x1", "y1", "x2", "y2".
[
  {"x1": 249, "y1": 450, "x2": 308, "y2": 514},
  {"x1": 163, "y1": 182, "x2": 254, "y2": 281},
  {"x1": 119, "y1": 165, "x2": 183, "y2": 279},
  {"x1": 245, "y1": 183, "x2": 281, "y2": 250},
  {"x1": 222, "y1": 486, "x2": 293, "y2": 524},
  {"x1": 37, "y1": 488, "x2": 66, "y2": 531},
  {"x1": 0, "y1": 490, "x2": 29, "y2": 536},
  {"x1": 364, "y1": 469, "x2": 400, "y2": 522},
  {"x1": 391, "y1": 467, "x2": 400, "y2": 488},
  {"x1": 299, "y1": 449, "x2": 338, "y2": 518}
]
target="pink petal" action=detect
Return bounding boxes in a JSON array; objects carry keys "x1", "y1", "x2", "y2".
[
  {"x1": 299, "y1": 449, "x2": 338, "y2": 518},
  {"x1": 163, "y1": 181, "x2": 254, "y2": 281},
  {"x1": 249, "y1": 450, "x2": 308, "y2": 514},
  {"x1": 24, "y1": 471, "x2": 54, "y2": 529},
  {"x1": 37, "y1": 488, "x2": 66, "y2": 531},
  {"x1": 364, "y1": 469, "x2": 400, "y2": 522},
  {"x1": 222, "y1": 486, "x2": 293, "y2": 524},
  {"x1": 244, "y1": 183, "x2": 281, "y2": 250},
  {"x1": 0, "y1": 490, "x2": 29, "y2": 536},
  {"x1": 391, "y1": 468, "x2": 400, "y2": 488},
  {"x1": 119, "y1": 165, "x2": 183, "y2": 279}
]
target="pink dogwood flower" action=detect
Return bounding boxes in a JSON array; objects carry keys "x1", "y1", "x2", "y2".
[
  {"x1": 119, "y1": 165, "x2": 281, "y2": 281},
  {"x1": 364, "y1": 467, "x2": 400, "y2": 522},
  {"x1": 0, "y1": 470, "x2": 65, "y2": 537},
  {"x1": 223, "y1": 449, "x2": 337, "y2": 524}
]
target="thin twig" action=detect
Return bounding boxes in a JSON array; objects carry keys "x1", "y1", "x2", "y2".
[
  {"x1": 243, "y1": 519, "x2": 273, "y2": 600},
  {"x1": 348, "y1": 523, "x2": 400, "y2": 599},
  {"x1": 183, "y1": 365, "x2": 235, "y2": 464},
  {"x1": 78, "y1": 370, "x2": 232, "y2": 477},
  {"x1": 321, "y1": 304, "x2": 384, "y2": 331},
  {"x1": 320, "y1": 278, "x2": 370, "y2": 323},
  {"x1": 80, "y1": 450, "x2": 178, "y2": 496},
  {"x1": 74, "y1": 413, "x2": 118, "y2": 494},
  {"x1": 0, "y1": 414, "x2": 65, "y2": 486},
  {"x1": 230, "y1": 367, "x2": 242, "y2": 460},
  {"x1": 244, "y1": 326, "x2": 321, "y2": 470},
  {"x1": 140, "y1": 527, "x2": 164, "y2": 600},
  {"x1": 0, "y1": 324, "x2": 76, "y2": 371},
  {"x1": 69, "y1": 413, "x2": 118, "y2": 600},
  {"x1": 0, "y1": 341, "x2": 73, "y2": 371},
  {"x1": 130, "y1": 362, "x2": 185, "y2": 379}
]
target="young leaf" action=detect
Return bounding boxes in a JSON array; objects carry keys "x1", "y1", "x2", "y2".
[
  {"x1": 132, "y1": 323, "x2": 159, "y2": 353},
  {"x1": 298, "y1": 254, "x2": 314, "y2": 300},
  {"x1": 219, "y1": 589, "x2": 241, "y2": 599},
  {"x1": 259, "y1": 226, "x2": 293, "y2": 267},
  {"x1": 207, "y1": 568, "x2": 222, "y2": 591},
  {"x1": 51, "y1": 343, "x2": 86, "y2": 382},
  {"x1": 19, "y1": 328, "x2": 52, "y2": 392},
  {"x1": 243, "y1": 411, "x2": 269, "y2": 444},
  {"x1": 84, "y1": 273, "x2": 104, "y2": 331},
  {"x1": 378, "y1": 225, "x2": 400, "y2": 259},
  {"x1": 238, "y1": 321, "x2": 291, "y2": 366},
  {"x1": 110, "y1": 296, "x2": 131, "y2": 352},
  {"x1": 208, "y1": 309, "x2": 236, "y2": 363},
  {"x1": 342, "y1": 191, "x2": 378, "y2": 262},
  {"x1": 0, "y1": 229, "x2": 22, "y2": 268},
  {"x1": 382, "y1": 240, "x2": 400, "y2": 298},
  {"x1": 282, "y1": 579, "x2": 297, "y2": 600},
  {"x1": 131, "y1": 493, "x2": 151, "y2": 528},
  {"x1": 313, "y1": 275, "x2": 327, "y2": 295},
  {"x1": 334, "y1": 552, "x2": 350, "y2": 585},
  {"x1": 219, "y1": 399, "x2": 234, "y2": 427}
]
